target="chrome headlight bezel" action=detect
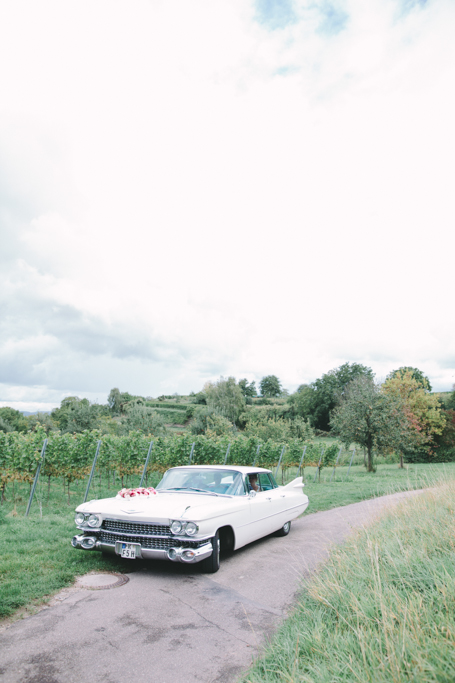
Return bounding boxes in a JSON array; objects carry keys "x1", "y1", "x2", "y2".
[
  {"x1": 75, "y1": 512, "x2": 86, "y2": 525},
  {"x1": 170, "y1": 520, "x2": 183, "y2": 534},
  {"x1": 170, "y1": 520, "x2": 199, "y2": 536},
  {"x1": 87, "y1": 514, "x2": 102, "y2": 528}
]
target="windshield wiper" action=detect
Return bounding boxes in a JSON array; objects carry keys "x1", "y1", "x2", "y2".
[
  {"x1": 185, "y1": 487, "x2": 211, "y2": 493},
  {"x1": 160, "y1": 487, "x2": 218, "y2": 495},
  {"x1": 161, "y1": 487, "x2": 186, "y2": 491}
]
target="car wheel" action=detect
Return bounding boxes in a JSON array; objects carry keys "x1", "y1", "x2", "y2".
[
  {"x1": 275, "y1": 521, "x2": 291, "y2": 537},
  {"x1": 201, "y1": 531, "x2": 220, "y2": 573},
  {"x1": 219, "y1": 526, "x2": 235, "y2": 556}
]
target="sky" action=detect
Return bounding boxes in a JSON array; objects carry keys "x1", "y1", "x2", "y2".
[{"x1": 0, "y1": 0, "x2": 454, "y2": 412}]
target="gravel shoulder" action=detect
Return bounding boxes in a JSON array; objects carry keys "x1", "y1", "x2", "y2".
[{"x1": 0, "y1": 489, "x2": 424, "y2": 683}]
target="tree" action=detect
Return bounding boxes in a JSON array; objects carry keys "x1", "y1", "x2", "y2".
[
  {"x1": 26, "y1": 412, "x2": 56, "y2": 435},
  {"x1": 242, "y1": 404, "x2": 313, "y2": 443},
  {"x1": 238, "y1": 379, "x2": 257, "y2": 398},
  {"x1": 51, "y1": 397, "x2": 103, "y2": 433},
  {"x1": 292, "y1": 363, "x2": 374, "y2": 431},
  {"x1": 205, "y1": 377, "x2": 246, "y2": 426},
  {"x1": 382, "y1": 369, "x2": 446, "y2": 466},
  {"x1": 288, "y1": 384, "x2": 313, "y2": 419},
  {"x1": 433, "y1": 409, "x2": 455, "y2": 460},
  {"x1": 189, "y1": 407, "x2": 234, "y2": 436},
  {"x1": 260, "y1": 375, "x2": 282, "y2": 398},
  {"x1": 191, "y1": 391, "x2": 207, "y2": 405},
  {"x1": 0, "y1": 407, "x2": 28, "y2": 433},
  {"x1": 447, "y1": 384, "x2": 455, "y2": 410},
  {"x1": 386, "y1": 367, "x2": 432, "y2": 392},
  {"x1": 331, "y1": 376, "x2": 411, "y2": 472},
  {"x1": 0, "y1": 417, "x2": 13, "y2": 433},
  {"x1": 107, "y1": 388, "x2": 122, "y2": 415},
  {"x1": 51, "y1": 397, "x2": 80, "y2": 430},
  {"x1": 121, "y1": 405, "x2": 166, "y2": 435},
  {"x1": 107, "y1": 388, "x2": 139, "y2": 415}
]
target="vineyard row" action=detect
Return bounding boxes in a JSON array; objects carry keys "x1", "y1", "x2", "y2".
[{"x1": 0, "y1": 428, "x2": 342, "y2": 488}]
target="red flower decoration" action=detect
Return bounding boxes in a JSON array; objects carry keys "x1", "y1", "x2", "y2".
[{"x1": 116, "y1": 487, "x2": 157, "y2": 499}]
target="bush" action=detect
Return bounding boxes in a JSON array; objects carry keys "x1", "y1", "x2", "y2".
[
  {"x1": 145, "y1": 402, "x2": 187, "y2": 411},
  {"x1": 120, "y1": 405, "x2": 167, "y2": 436},
  {"x1": 184, "y1": 405, "x2": 196, "y2": 421},
  {"x1": 189, "y1": 408, "x2": 234, "y2": 437},
  {"x1": 191, "y1": 392, "x2": 207, "y2": 405},
  {"x1": 405, "y1": 409, "x2": 455, "y2": 463},
  {"x1": 404, "y1": 449, "x2": 455, "y2": 464},
  {"x1": 149, "y1": 409, "x2": 186, "y2": 425}
]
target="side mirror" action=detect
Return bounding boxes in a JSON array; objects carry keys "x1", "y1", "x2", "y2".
[{"x1": 249, "y1": 490, "x2": 256, "y2": 498}]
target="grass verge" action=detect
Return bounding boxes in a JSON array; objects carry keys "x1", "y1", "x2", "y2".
[
  {"x1": 294, "y1": 461, "x2": 455, "y2": 514},
  {"x1": 240, "y1": 479, "x2": 455, "y2": 683}
]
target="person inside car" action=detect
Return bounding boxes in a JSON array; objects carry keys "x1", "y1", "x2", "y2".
[{"x1": 248, "y1": 474, "x2": 259, "y2": 492}]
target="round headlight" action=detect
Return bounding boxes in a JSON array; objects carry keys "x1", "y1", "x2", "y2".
[
  {"x1": 185, "y1": 522, "x2": 197, "y2": 536},
  {"x1": 87, "y1": 514, "x2": 101, "y2": 528},
  {"x1": 170, "y1": 520, "x2": 183, "y2": 534},
  {"x1": 75, "y1": 512, "x2": 85, "y2": 525}
]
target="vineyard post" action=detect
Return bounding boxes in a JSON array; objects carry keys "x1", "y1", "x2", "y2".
[
  {"x1": 298, "y1": 445, "x2": 307, "y2": 477},
  {"x1": 329, "y1": 447, "x2": 343, "y2": 482},
  {"x1": 345, "y1": 447, "x2": 356, "y2": 480},
  {"x1": 83, "y1": 440, "x2": 102, "y2": 503},
  {"x1": 253, "y1": 443, "x2": 261, "y2": 466},
  {"x1": 188, "y1": 442, "x2": 195, "y2": 465},
  {"x1": 139, "y1": 440, "x2": 154, "y2": 487},
  {"x1": 313, "y1": 448, "x2": 324, "y2": 483},
  {"x1": 223, "y1": 443, "x2": 231, "y2": 465},
  {"x1": 274, "y1": 445, "x2": 286, "y2": 479},
  {"x1": 25, "y1": 438, "x2": 48, "y2": 517}
]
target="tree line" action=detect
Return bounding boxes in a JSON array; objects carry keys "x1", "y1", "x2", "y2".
[{"x1": 1, "y1": 366, "x2": 454, "y2": 469}]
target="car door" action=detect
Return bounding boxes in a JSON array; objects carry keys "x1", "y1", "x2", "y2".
[{"x1": 246, "y1": 473, "x2": 284, "y2": 541}]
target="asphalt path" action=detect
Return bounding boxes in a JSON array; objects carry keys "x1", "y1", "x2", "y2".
[{"x1": 0, "y1": 489, "x2": 424, "y2": 683}]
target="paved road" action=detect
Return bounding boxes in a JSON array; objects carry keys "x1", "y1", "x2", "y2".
[{"x1": 0, "y1": 490, "x2": 423, "y2": 683}]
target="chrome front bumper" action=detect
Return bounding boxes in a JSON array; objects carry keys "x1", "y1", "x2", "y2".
[{"x1": 71, "y1": 535, "x2": 213, "y2": 564}]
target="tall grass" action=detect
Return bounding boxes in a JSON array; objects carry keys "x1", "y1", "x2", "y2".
[{"x1": 241, "y1": 479, "x2": 455, "y2": 683}]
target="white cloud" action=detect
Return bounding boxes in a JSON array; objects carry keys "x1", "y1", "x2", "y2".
[{"x1": 0, "y1": 0, "x2": 454, "y2": 410}]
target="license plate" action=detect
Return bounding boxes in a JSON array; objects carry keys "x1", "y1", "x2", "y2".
[{"x1": 117, "y1": 542, "x2": 139, "y2": 559}]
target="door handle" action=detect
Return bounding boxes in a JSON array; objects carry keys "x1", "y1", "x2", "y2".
[
  {"x1": 266, "y1": 497, "x2": 272, "y2": 501},
  {"x1": 280, "y1": 494, "x2": 286, "y2": 498}
]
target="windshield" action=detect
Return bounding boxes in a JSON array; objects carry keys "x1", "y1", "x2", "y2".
[{"x1": 156, "y1": 468, "x2": 246, "y2": 496}]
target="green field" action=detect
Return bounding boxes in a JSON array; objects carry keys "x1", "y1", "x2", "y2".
[{"x1": 2, "y1": 462, "x2": 455, "y2": 622}]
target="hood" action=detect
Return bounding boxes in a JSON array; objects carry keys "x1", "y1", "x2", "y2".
[{"x1": 76, "y1": 491, "x2": 236, "y2": 523}]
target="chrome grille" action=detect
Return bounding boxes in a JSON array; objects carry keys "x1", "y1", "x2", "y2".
[
  {"x1": 103, "y1": 519, "x2": 170, "y2": 535},
  {"x1": 99, "y1": 532, "x2": 202, "y2": 550}
]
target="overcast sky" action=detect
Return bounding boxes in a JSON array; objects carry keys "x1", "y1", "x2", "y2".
[{"x1": 1, "y1": 0, "x2": 454, "y2": 412}]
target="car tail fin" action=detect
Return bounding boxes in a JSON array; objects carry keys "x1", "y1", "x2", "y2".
[{"x1": 282, "y1": 477, "x2": 304, "y2": 489}]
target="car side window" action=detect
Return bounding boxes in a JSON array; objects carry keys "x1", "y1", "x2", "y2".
[
  {"x1": 257, "y1": 473, "x2": 276, "y2": 491},
  {"x1": 268, "y1": 472, "x2": 279, "y2": 488}
]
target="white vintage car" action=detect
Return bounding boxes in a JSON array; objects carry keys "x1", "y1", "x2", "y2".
[{"x1": 72, "y1": 465, "x2": 309, "y2": 573}]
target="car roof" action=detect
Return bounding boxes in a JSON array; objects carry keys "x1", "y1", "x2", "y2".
[{"x1": 168, "y1": 465, "x2": 271, "y2": 474}]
